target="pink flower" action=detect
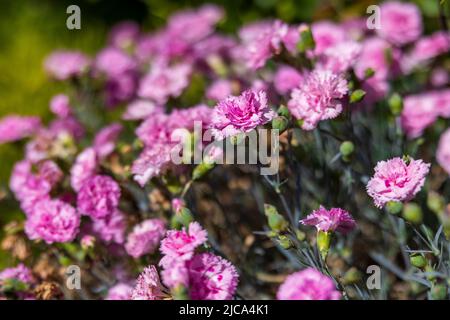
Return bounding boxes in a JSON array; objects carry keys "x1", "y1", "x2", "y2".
[
  {"x1": 172, "y1": 198, "x2": 185, "y2": 213},
  {"x1": 104, "y1": 72, "x2": 138, "y2": 107},
  {"x1": 132, "y1": 144, "x2": 173, "y2": 187},
  {"x1": 44, "y1": 51, "x2": 90, "y2": 80},
  {"x1": 95, "y1": 47, "x2": 136, "y2": 77},
  {"x1": 70, "y1": 148, "x2": 98, "y2": 192},
  {"x1": 311, "y1": 21, "x2": 347, "y2": 56},
  {"x1": 288, "y1": 69, "x2": 348, "y2": 130},
  {"x1": 160, "y1": 260, "x2": 189, "y2": 289},
  {"x1": 187, "y1": 253, "x2": 239, "y2": 300},
  {"x1": 108, "y1": 21, "x2": 140, "y2": 49},
  {"x1": 320, "y1": 41, "x2": 362, "y2": 73},
  {"x1": 50, "y1": 94, "x2": 72, "y2": 118},
  {"x1": 0, "y1": 115, "x2": 41, "y2": 144},
  {"x1": 367, "y1": 157, "x2": 430, "y2": 208},
  {"x1": 92, "y1": 209, "x2": 127, "y2": 244},
  {"x1": 159, "y1": 222, "x2": 207, "y2": 267},
  {"x1": 0, "y1": 264, "x2": 35, "y2": 285},
  {"x1": 106, "y1": 283, "x2": 133, "y2": 300},
  {"x1": 206, "y1": 79, "x2": 234, "y2": 102},
  {"x1": 48, "y1": 116, "x2": 85, "y2": 141},
  {"x1": 377, "y1": 2, "x2": 422, "y2": 46},
  {"x1": 410, "y1": 31, "x2": 450, "y2": 63},
  {"x1": 125, "y1": 219, "x2": 167, "y2": 258},
  {"x1": 277, "y1": 268, "x2": 341, "y2": 300},
  {"x1": 123, "y1": 100, "x2": 163, "y2": 121},
  {"x1": 93, "y1": 123, "x2": 123, "y2": 159},
  {"x1": 25, "y1": 199, "x2": 80, "y2": 244},
  {"x1": 131, "y1": 266, "x2": 166, "y2": 300},
  {"x1": 300, "y1": 206, "x2": 356, "y2": 234},
  {"x1": 437, "y1": 128, "x2": 450, "y2": 175},
  {"x1": 273, "y1": 66, "x2": 303, "y2": 95},
  {"x1": 138, "y1": 63, "x2": 191, "y2": 104},
  {"x1": 77, "y1": 175, "x2": 121, "y2": 219},
  {"x1": 210, "y1": 90, "x2": 275, "y2": 140}
]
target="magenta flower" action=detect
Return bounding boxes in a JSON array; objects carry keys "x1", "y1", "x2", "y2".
[
  {"x1": 311, "y1": 21, "x2": 347, "y2": 56},
  {"x1": 367, "y1": 157, "x2": 430, "y2": 208},
  {"x1": 77, "y1": 175, "x2": 121, "y2": 219},
  {"x1": 160, "y1": 260, "x2": 189, "y2": 289},
  {"x1": 25, "y1": 199, "x2": 80, "y2": 244},
  {"x1": 210, "y1": 90, "x2": 275, "y2": 140},
  {"x1": 377, "y1": 1, "x2": 422, "y2": 46},
  {"x1": 0, "y1": 115, "x2": 41, "y2": 144},
  {"x1": 93, "y1": 123, "x2": 123, "y2": 159},
  {"x1": 125, "y1": 219, "x2": 167, "y2": 258},
  {"x1": 410, "y1": 31, "x2": 450, "y2": 63},
  {"x1": 92, "y1": 209, "x2": 127, "y2": 244},
  {"x1": 70, "y1": 148, "x2": 98, "y2": 192},
  {"x1": 132, "y1": 144, "x2": 173, "y2": 187},
  {"x1": 437, "y1": 128, "x2": 450, "y2": 175},
  {"x1": 0, "y1": 264, "x2": 35, "y2": 285},
  {"x1": 44, "y1": 50, "x2": 90, "y2": 80},
  {"x1": 320, "y1": 41, "x2": 362, "y2": 73},
  {"x1": 95, "y1": 47, "x2": 136, "y2": 77},
  {"x1": 187, "y1": 253, "x2": 239, "y2": 300},
  {"x1": 206, "y1": 79, "x2": 234, "y2": 102},
  {"x1": 106, "y1": 283, "x2": 133, "y2": 300},
  {"x1": 123, "y1": 100, "x2": 163, "y2": 121},
  {"x1": 273, "y1": 66, "x2": 303, "y2": 95},
  {"x1": 277, "y1": 268, "x2": 341, "y2": 300},
  {"x1": 50, "y1": 94, "x2": 72, "y2": 118},
  {"x1": 108, "y1": 21, "x2": 140, "y2": 49},
  {"x1": 159, "y1": 222, "x2": 208, "y2": 267},
  {"x1": 288, "y1": 69, "x2": 348, "y2": 130},
  {"x1": 300, "y1": 206, "x2": 356, "y2": 234},
  {"x1": 131, "y1": 266, "x2": 166, "y2": 300}
]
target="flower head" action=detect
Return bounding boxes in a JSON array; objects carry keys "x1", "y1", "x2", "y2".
[
  {"x1": 70, "y1": 148, "x2": 98, "y2": 192},
  {"x1": 437, "y1": 128, "x2": 450, "y2": 175},
  {"x1": 77, "y1": 175, "x2": 121, "y2": 219},
  {"x1": 187, "y1": 253, "x2": 239, "y2": 300},
  {"x1": 211, "y1": 90, "x2": 275, "y2": 140},
  {"x1": 288, "y1": 69, "x2": 348, "y2": 130},
  {"x1": 131, "y1": 266, "x2": 166, "y2": 300},
  {"x1": 367, "y1": 157, "x2": 430, "y2": 208},
  {"x1": 0, "y1": 264, "x2": 35, "y2": 285},
  {"x1": 50, "y1": 94, "x2": 72, "y2": 118},
  {"x1": 44, "y1": 51, "x2": 90, "y2": 80},
  {"x1": 125, "y1": 219, "x2": 167, "y2": 258},
  {"x1": 25, "y1": 199, "x2": 80, "y2": 244},
  {"x1": 273, "y1": 66, "x2": 303, "y2": 95},
  {"x1": 300, "y1": 207, "x2": 356, "y2": 234},
  {"x1": 106, "y1": 283, "x2": 133, "y2": 300},
  {"x1": 132, "y1": 144, "x2": 173, "y2": 187},
  {"x1": 0, "y1": 115, "x2": 41, "y2": 144},
  {"x1": 93, "y1": 123, "x2": 123, "y2": 159},
  {"x1": 277, "y1": 268, "x2": 341, "y2": 300},
  {"x1": 92, "y1": 209, "x2": 127, "y2": 244}
]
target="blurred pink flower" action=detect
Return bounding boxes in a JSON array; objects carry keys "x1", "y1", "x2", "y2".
[
  {"x1": 367, "y1": 157, "x2": 430, "y2": 208},
  {"x1": 300, "y1": 206, "x2": 356, "y2": 234},
  {"x1": 108, "y1": 21, "x2": 140, "y2": 49},
  {"x1": 206, "y1": 79, "x2": 234, "y2": 102},
  {"x1": 311, "y1": 21, "x2": 347, "y2": 56},
  {"x1": 277, "y1": 268, "x2": 341, "y2": 300},
  {"x1": 125, "y1": 219, "x2": 166, "y2": 258},
  {"x1": 0, "y1": 264, "x2": 35, "y2": 285},
  {"x1": 92, "y1": 209, "x2": 127, "y2": 245},
  {"x1": 410, "y1": 31, "x2": 450, "y2": 62},
  {"x1": 132, "y1": 144, "x2": 172, "y2": 187},
  {"x1": 123, "y1": 100, "x2": 163, "y2": 121},
  {"x1": 93, "y1": 123, "x2": 123, "y2": 159},
  {"x1": 44, "y1": 51, "x2": 90, "y2": 80},
  {"x1": 106, "y1": 283, "x2": 133, "y2": 300},
  {"x1": 288, "y1": 69, "x2": 348, "y2": 130},
  {"x1": 70, "y1": 148, "x2": 98, "y2": 192},
  {"x1": 273, "y1": 65, "x2": 303, "y2": 95},
  {"x1": 0, "y1": 115, "x2": 41, "y2": 144},
  {"x1": 50, "y1": 94, "x2": 72, "y2": 118},
  {"x1": 437, "y1": 128, "x2": 450, "y2": 175},
  {"x1": 95, "y1": 47, "x2": 136, "y2": 77}
]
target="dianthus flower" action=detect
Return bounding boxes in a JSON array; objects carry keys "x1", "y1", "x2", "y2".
[
  {"x1": 131, "y1": 266, "x2": 167, "y2": 300},
  {"x1": 125, "y1": 219, "x2": 167, "y2": 258},
  {"x1": 273, "y1": 66, "x2": 303, "y2": 95},
  {"x1": 131, "y1": 144, "x2": 173, "y2": 187},
  {"x1": 0, "y1": 115, "x2": 41, "y2": 144},
  {"x1": 367, "y1": 157, "x2": 430, "y2": 208},
  {"x1": 277, "y1": 268, "x2": 341, "y2": 300},
  {"x1": 44, "y1": 51, "x2": 90, "y2": 80},
  {"x1": 0, "y1": 264, "x2": 35, "y2": 285},
  {"x1": 92, "y1": 209, "x2": 127, "y2": 244},
  {"x1": 50, "y1": 94, "x2": 72, "y2": 118},
  {"x1": 106, "y1": 283, "x2": 133, "y2": 300},
  {"x1": 70, "y1": 148, "x2": 98, "y2": 192},
  {"x1": 300, "y1": 206, "x2": 356, "y2": 234},
  {"x1": 93, "y1": 123, "x2": 123, "y2": 159},
  {"x1": 437, "y1": 128, "x2": 450, "y2": 175}
]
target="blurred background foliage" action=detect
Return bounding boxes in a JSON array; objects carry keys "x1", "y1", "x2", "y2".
[{"x1": 0, "y1": 0, "x2": 446, "y2": 267}]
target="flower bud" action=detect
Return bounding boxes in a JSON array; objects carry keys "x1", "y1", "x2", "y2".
[
  {"x1": 174, "y1": 207, "x2": 194, "y2": 228},
  {"x1": 386, "y1": 201, "x2": 403, "y2": 215},
  {"x1": 364, "y1": 68, "x2": 375, "y2": 79},
  {"x1": 192, "y1": 162, "x2": 215, "y2": 180},
  {"x1": 317, "y1": 230, "x2": 332, "y2": 260},
  {"x1": 295, "y1": 229, "x2": 306, "y2": 241},
  {"x1": 402, "y1": 203, "x2": 423, "y2": 224},
  {"x1": 410, "y1": 254, "x2": 427, "y2": 269},
  {"x1": 277, "y1": 235, "x2": 294, "y2": 249},
  {"x1": 343, "y1": 267, "x2": 362, "y2": 285},
  {"x1": 427, "y1": 191, "x2": 445, "y2": 215},
  {"x1": 388, "y1": 93, "x2": 403, "y2": 116},
  {"x1": 272, "y1": 116, "x2": 289, "y2": 133},
  {"x1": 277, "y1": 105, "x2": 291, "y2": 118},
  {"x1": 349, "y1": 89, "x2": 366, "y2": 103},
  {"x1": 264, "y1": 204, "x2": 288, "y2": 232},
  {"x1": 339, "y1": 141, "x2": 354, "y2": 162},
  {"x1": 430, "y1": 284, "x2": 448, "y2": 300},
  {"x1": 297, "y1": 25, "x2": 315, "y2": 53}
]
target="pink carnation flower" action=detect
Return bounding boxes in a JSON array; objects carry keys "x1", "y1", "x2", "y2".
[
  {"x1": 125, "y1": 219, "x2": 167, "y2": 258},
  {"x1": 206, "y1": 79, "x2": 234, "y2": 102},
  {"x1": 70, "y1": 148, "x2": 98, "y2": 192},
  {"x1": 410, "y1": 31, "x2": 450, "y2": 63},
  {"x1": 132, "y1": 144, "x2": 173, "y2": 187},
  {"x1": 108, "y1": 21, "x2": 140, "y2": 49},
  {"x1": 25, "y1": 199, "x2": 80, "y2": 244},
  {"x1": 277, "y1": 268, "x2": 341, "y2": 300},
  {"x1": 131, "y1": 266, "x2": 166, "y2": 300},
  {"x1": 437, "y1": 128, "x2": 450, "y2": 175},
  {"x1": 159, "y1": 222, "x2": 208, "y2": 267},
  {"x1": 187, "y1": 253, "x2": 239, "y2": 300},
  {"x1": 93, "y1": 123, "x2": 123, "y2": 159},
  {"x1": 320, "y1": 41, "x2": 362, "y2": 73},
  {"x1": 273, "y1": 66, "x2": 303, "y2": 95},
  {"x1": 44, "y1": 50, "x2": 90, "y2": 80},
  {"x1": 160, "y1": 260, "x2": 189, "y2": 289},
  {"x1": 300, "y1": 206, "x2": 356, "y2": 234},
  {"x1": 50, "y1": 94, "x2": 72, "y2": 118},
  {"x1": 210, "y1": 90, "x2": 275, "y2": 140},
  {"x1": 92, "y1": 209, "x2": 127, "y2": 244},
  {"x1": 0, "y1": 264, "x2": 35, "y2": 285},
  {"x1": 288, "y1": 69, "x2": 348, "y2": 130},
  {"x1": 311, "y1": 21, "x2": 347, "y2": 56},
  {"x1": 0, "y1": 115, "x2": 41, "y2": 144},
  {"x1": 106, "y1": 283, "x2": 133, "y2": 300},
  {"x1": 367, "y1": 157, "x2": 430, "y2": 208},
  {"x1": 377, "y1": 1, "x2": 422, "y2": 46},
  {"x1": 123, "y1": 100, "x2": 163, "y2": 121},
  {"x1": 77, "y1": 175, "x2": 121, "y2": 219},
  {"x1": 95, "y1": 47, "x2": 136, "y2": 77}
]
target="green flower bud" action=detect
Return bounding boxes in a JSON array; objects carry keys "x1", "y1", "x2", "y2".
[
  {"x1": 343, "y1": 267, "x2": 362, "y2": 285},
  {"x1": 295, "y1": 229, "x2": 306, "y2": 241},
  {"x1": 277, "y1": 105, "x2": 291, "y2": 118},
  {"x1": 277, "y1": 235, "x2": 294, "y2": 249},
  {"x1": 264, "y1": 204, "x2": 288, "y2": 232},
  {"x1": 430, "y1": 284, "x2": 448, "y2": 300},
  {"x1": 388, "y1": 93, "x2": 403, "y2": 116},
  {"x1": 272, "y1": 116, "x2": 289, "y2": 133},
  {"x1": 386, "y1": 201, "x2": 403, "y2": 215},
  {"x1": 176, "y1": 208, "x2": 194, "y2": 227},
  {"x1": 427, "y1": 191, "x2": 445, "y2": 215},
  {"x1": 172, "y1": 284, "x2": 189, "y2": 300},
  {"x1": 192, "y1": 162, "x2": 215, "y2": 180},
  {"x1": 350, "y1": 89, "x2": 366, "y2": 103},
  {"x1": 402, "y1": 203, "x2": 423, "y2": 224},
  {"x1": 340, "y1": 141, "x2": 355, "y2": 157},
  {"x1": 317, "y1": 231, "x2": 332, "y2": 260},
  {"x1": 297, "y1": 25, "x2": 315, "y2": 53},
  {"x1": 410, "y1": 254, "x2": 427, "y2": 269},
  {"x1": 364, "y1": 68, "x2": 375, "y2": 79}
]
